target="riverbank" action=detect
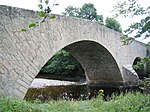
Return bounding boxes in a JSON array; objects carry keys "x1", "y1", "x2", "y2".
[
  {"x1": 0, "y1": 92, "x2": 149, "y2": 112},
  {"x1": 30, "y1": 78, "x2": 86, "y2": 88}
]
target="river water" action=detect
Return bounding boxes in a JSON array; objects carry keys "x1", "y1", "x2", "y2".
[{"x1": 24, "y1": 78, "x2": 140, "y2": 101}]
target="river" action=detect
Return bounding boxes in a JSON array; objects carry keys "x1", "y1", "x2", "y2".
[{"x1": 25, "y1": 78, "x2": 140, "y2": 101}]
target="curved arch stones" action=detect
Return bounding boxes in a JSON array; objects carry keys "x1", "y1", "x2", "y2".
[{"x1": 0, "y1": 5, "x2": 148, "y2": 99}]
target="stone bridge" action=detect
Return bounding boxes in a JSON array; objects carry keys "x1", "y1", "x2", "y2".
[{"x1": 0, "y1": 5, "x2": 148, "y2": 99}]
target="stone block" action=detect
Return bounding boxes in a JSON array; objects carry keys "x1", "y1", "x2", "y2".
[
  {"x1": 17, "y1": 79, "x2": 29, "y2": 89},
  {"x1": 13, "y1": 89, "x2": 25, "y2": 99}
]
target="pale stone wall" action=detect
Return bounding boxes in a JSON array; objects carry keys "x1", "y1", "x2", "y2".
[
  {"x1": 65, "y1": 41, "x2": 123, "y2": 87},
  {"x1": 0, "y1": 5, "x2": 147, "y2": 99}
]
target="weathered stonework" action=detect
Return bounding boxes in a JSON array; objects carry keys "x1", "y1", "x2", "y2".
[{"x1": 0, "y1": 5, "x2": 148, "y2": 99}]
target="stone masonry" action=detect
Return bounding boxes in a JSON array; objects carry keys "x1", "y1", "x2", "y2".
[{"x1": 0, "y1": 5, "x2": 148, "y2": 99}]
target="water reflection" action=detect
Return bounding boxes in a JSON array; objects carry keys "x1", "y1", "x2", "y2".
[
  {"x1": 24, "y1": 84, "x2": 140, "y2": 101},
  {"x1": 25, "y1": 85, "x2": 88, "y2": 101}
]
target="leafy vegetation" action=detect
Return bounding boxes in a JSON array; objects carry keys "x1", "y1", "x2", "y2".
[
  {"x1": 133, "y1": 57, "x2": 150, "y2": 75},
  {"x1": 0, "y1": 92, "x2": 149, "y2": 112},
  {"x1": 113, "y1": 0, "x2": 150, "y2": 42},
  {"x1": 105, "y1": 17, "x2": 122, "y2": 33},
  {"x1": 62, "y1": 3, "x2": 122, "y2": 32},
  {"x1": 139, "y1": 78, "x2": 150, "y2": 94},
  {"x1": 62, "y1": 3, "x2": 103, "y2": 24},
  {"x1": 20, "y1": 0, "x2": 57, "y2": 31},
  {"x1": 40, "y1": 49, "x2": 84, "y2": 77},
  {"x1": 133, "y1": 56, "x2": 150, "y2": 93}
]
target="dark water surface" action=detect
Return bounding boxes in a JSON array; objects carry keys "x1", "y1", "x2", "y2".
[{"x1": 24, "y1": 84, "x2": 140, "y2": 101}]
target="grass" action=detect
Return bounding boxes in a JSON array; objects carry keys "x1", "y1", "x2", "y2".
[{"x1": 0, "y1": 92, "x2": 150, "y2": 112}]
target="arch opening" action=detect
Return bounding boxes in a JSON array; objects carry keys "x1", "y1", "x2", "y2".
[
  {"x1": 24, "y1": 49, "x2": 86, "y2": 100},
  {"x1": 25, "y1": 40, "x2": 123, "y2": 100},
  {"x1": 133, "y1": 57, "x2": 149, "y2": 79},
  {"x1": 36, "y1": 49, "x2": 86, "y2": 82}
]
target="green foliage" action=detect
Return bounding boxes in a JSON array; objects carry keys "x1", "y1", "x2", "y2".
[
  {"x1": 79, "y1": 3, "x2": 103, "y2": 23},
  {"x1": 139, "y1": 78, "x2": 150, "y2": 94},
  {"x1": 38, "y1": 11, "x2": 46, "y2": 17},
  {"x1": 45, "y1": 0, "x2": 49, "y2": 5},
  {"x1": 38, "y1": 4, "x2": 43, "y2": 10},
  {"x1": 125, "y1": 16, "x2": 150, "y2": 38},
  {"x1": 63, "y1": 3, "x2": 123, "y2": 32},
  {"x1": 113, "y1": 0, "x2": 149, "y2": 18},
  {"x1": 105, "y1": 17, "x2": 122, "y2": 33},
  {"x1": 133, "y1": 56, "x2": 150, "y2": 76},
  {"x1": 40, "y1": 49, "x2": 84, "y2": 76},
  {"x1": 120, "y1": 35, "x2": 134, "y2": 45},
  {"x1": 113, "y1": 0, "x2": 150, "y2": 40},
  {"x1": 62, "y1": 6, "x2": 80, "y2": 17},
  {"x1": 29, "y1": 23, "x2": 37, "y2": 28},
  {"x1": 62, "y1": 3, "x2": 104, "y2": 24},
  {"x1": 133, "y1": 56, "x2": 150, "y2": 94},
  {"x1": 20, "y1": 0, "x2": 57, "y2": 31},
  {"x1": 0, "y1": 92, "x2": 149, "y2": 112},
  {"x1": 20, "y1": 28, "x2": 28, "y2": 32},
  {"x1": 50, "y1": 15, "x2": 56, "y2": 19}
]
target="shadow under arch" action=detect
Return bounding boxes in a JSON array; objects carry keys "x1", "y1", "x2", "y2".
[
  {"x1": 36, "y1": 49, "x2": 86, "y2": 82},
  {"x1": 63, "y1": 40, "x2": 123, "y2": 87},
  {"x1": 133, "y1": 57, "x2": 148, "y2": 79}
]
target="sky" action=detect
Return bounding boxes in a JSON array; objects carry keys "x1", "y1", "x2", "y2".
[{"x1": 0, "y1": 0, "x2": 149, "y2": 43}]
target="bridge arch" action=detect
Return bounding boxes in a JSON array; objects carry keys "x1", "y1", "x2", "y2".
[
  {"x1": 63, "y1": 40, "x2": 123, "y2": 86},
  {"x1": 26, "y1": 40, "x2": 123, "y2": 99},
  {"x1": 0, "y1": 5, "x2": 147, "y2": 99},
  {"x1": 34, "y1": 39, "x2": 123, "y2": 86}
]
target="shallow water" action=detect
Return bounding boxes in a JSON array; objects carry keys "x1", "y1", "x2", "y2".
[
  {"x1": 24, "y1": 84, "x2": 140, "y2": 101},
  {"x1": 25, "y1": 85, "x2": 87, "y2": 100}
]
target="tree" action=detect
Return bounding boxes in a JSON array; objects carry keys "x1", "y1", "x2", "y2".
[
  {"x1": 62, "y1": 6, "x2": 80, "y2": 17},
  {"x1": 63, "y1": 3, "x2": 123, "y2": 32},
  {"x1": 79, "y1": 3, "x2": 103, "y2": 23},
  {"x1": 62, "y1": 3, "x2": 104, "y2": 24},
  {"x1": 113, "y1": 0, "x2": 150, "y2": 65},
  {"x1": 113, "y1": 0, "x2": 150, "y2": 41},
  {"x1": 40, "y1": 49, "x2": 84, "y2": 77},
  {"x1": 105, "y1": 17, "x2": 122, "y2": 33}
]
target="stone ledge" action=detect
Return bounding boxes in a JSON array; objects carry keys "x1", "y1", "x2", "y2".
[{"x1": 122, "y1": 65, "x2": 139, "y2": 86}]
